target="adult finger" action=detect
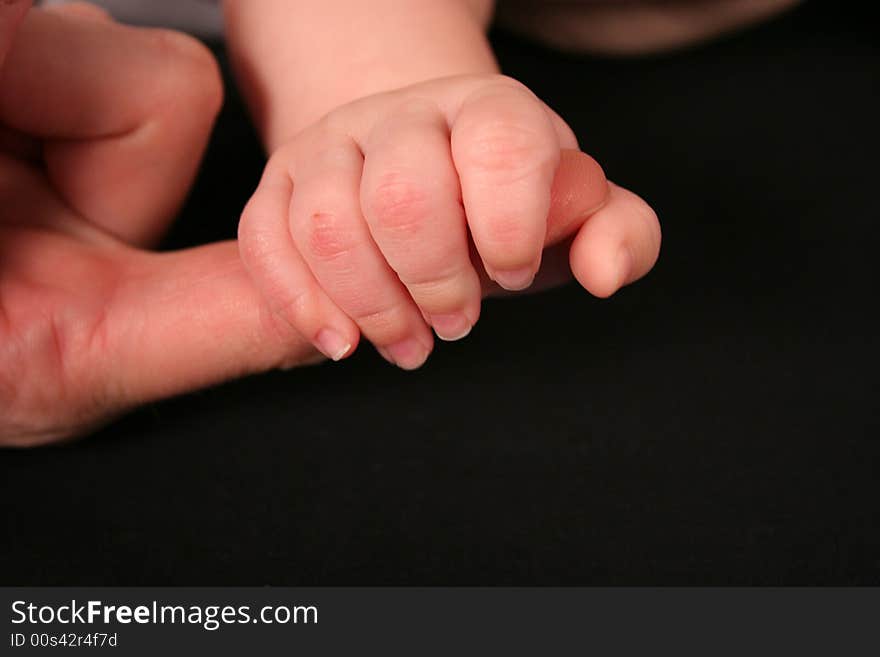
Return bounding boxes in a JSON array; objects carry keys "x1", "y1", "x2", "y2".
[
  {"x1": 480, "y1": 148, "x2": 609, "y2": 295},
  {"x1": 0, "y1": 0, "x2": 31, "y2": 69},
  {"x1": 105, "y1": 240, "x2": 322, "y2": 406},
  {"x1": 569, "y1": 182, "x2": 661, "y2": 298},
  {"x1": 0, "y1": 6, "x2": 223, "y2": 245}
]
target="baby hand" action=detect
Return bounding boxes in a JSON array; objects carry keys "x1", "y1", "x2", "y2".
[{"x1": 239, "y1": 75, "x2": 659, "y2": 369}]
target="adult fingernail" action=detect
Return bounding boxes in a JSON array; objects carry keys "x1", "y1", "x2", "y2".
[
  {"x1": 492, "y1": 266, "x2": 535, "y2": 291},
  {"x1": 428, "y1": 312, "x2": 472, "y2": 342},
  {"x1": 315, "y1": 328, "x2": 352, "y2": 362},
  {"x1": 383, "y1": 337, "x2": 429, "y2": 370}
]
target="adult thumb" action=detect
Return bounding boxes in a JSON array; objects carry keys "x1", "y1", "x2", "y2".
[{"x1": 545, "y1": 149, "x2": 610, "y2": 245}]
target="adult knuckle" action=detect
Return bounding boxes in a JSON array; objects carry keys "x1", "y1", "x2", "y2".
[
  {"x1": 149, "y1": 28, "x2": 215, "y2": 71},
  {"x1": 146, "y1": 29, "x2": 224, "y2": 117},
  {"x1": 57, "y1": 2, "x2": 112, "y2": 20}
]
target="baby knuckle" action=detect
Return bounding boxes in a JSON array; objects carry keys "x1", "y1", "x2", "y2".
[
  {"x1": 264, "y1": 144, "x2": 296, "y2": 171},
  {"x1": 368, "y1": 176, "x2": 432, "y2": 235},
  {"x1": 397, "y1": 241, "x2": 465, "y2": 284},
  {"x1": 487, "y1": 74, "x2": 531, "y2": 93},
  {"x1": 258, "y1": 306, "x2": 314, "y2": 362},
  {"x1": 237, "y1": 206, "x2": 271, "y2": 259},
  {"x1": 643, "y1": 205, "x2": 663, "y2": 263},
  {"x1": 343, "y1": 291, "x2": 393, "y2": 323},
  {"x1": 393, "y1": 96, "x2": 441, "y2": 118},
  {"x1": 484, "y1": 214, "x2": 532, "y2": 249},
  {"x1": 404, "y1": 269, "x2": 468, "y2": 305},
  {"x1": 272, "y1": 287, "x2": 317, "y2": 329},
  {"x1": 307, "y1": 113, "x2": 345, "y2": 146},
  {"x1": 304, "y1": 210, "x2": 356, "y2": 261},
  {"x1": 459, "y1": 121, "x2": 556, "y2": 179}
]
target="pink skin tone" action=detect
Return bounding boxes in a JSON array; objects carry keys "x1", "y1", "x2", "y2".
[
  {"x1": 0, "y1": 0, "x2": 800, "y2": 444},
  {"x1": 0, "y1": 2, "x2": 620, "y2": 446},
  {"x1": 237, "y1": 77, "x2": 661, "y2": 369},
  {"x1": 224, "y1": 0, "x2": 798, "y2": 369},
  {"x1": 0, "y1": 2, "x2": 297, "y2": 446},
  {"x1": 226, "y1": 0, "x2": 664, "y2": 370}
]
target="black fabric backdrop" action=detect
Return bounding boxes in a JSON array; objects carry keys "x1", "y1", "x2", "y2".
[{"x1": 2, "y1": 1, "x2": 877, "y2": 585}]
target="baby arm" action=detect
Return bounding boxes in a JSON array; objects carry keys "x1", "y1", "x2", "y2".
[
  {"x1": 224, "y1": 0, "x2": 497, "y2": 150},
  {"x1": 224, "y1": 0, "x2": 660, "y2": 368}
]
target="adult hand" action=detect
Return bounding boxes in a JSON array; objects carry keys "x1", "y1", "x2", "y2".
[
  {"x1": 0, "y1": 2, "x2": 316, "y2": 446},
  {"x1": 0, "y1": 1, "x2": 653, "y2": 447}
]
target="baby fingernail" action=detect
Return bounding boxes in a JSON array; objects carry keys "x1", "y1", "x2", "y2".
[
  {"x1": 383, "y1": 337, "x2": 429, "y2": 370},
  {"x1": 428, "y1": 312, "x2": 472, "y2": 342},
  {"x1": 315, "y1": 328, "x2": 352, "y2": 362},
  {"x1": 492, "y1": 266, "x2": 535, "y2": 291}
]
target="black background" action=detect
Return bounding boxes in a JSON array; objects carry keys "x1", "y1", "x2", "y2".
[{"x1": 2, "y1": 0, "x2": 877, "y2": 585}]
